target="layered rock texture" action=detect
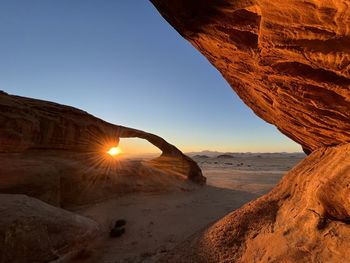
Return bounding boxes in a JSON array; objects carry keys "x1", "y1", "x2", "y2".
[
  {"x1": 160, "y1": 144, "x2": 350, "y2": 262},
  {"x1": 151, "y1": 0, "x2": 350, "y2": 154},
  {"x1": 0, "y1": 91, "x2": 205, "y2": 207},
  {"x1": 0, "y1": 90, "x2": 204, "y2": 167},
  {"x1": 151, "y1": 0, "x2": 350, "y2": 262}
]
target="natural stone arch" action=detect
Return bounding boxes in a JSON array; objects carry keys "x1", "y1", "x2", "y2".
[
  {"x1": 0, "y1": 91, "x2": 205, "y2": 184},
  {"x1": 117, "y1": 137, "x2": 162, "y2": 157},
  {"x1": 117, "y1": 126, "x2": 205, "y2": 184},
  {"x1": 118, "y1": 126, "x2": 188, "y2": 157}
]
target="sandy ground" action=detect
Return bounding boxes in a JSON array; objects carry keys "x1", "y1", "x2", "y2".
[{"x1": 70, "y1": 153, "x2": 305, "y2": 263}]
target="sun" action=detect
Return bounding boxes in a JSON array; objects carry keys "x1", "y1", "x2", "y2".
[{"x1": 107, "y1": 146, "x2": 121, "y2": 156}]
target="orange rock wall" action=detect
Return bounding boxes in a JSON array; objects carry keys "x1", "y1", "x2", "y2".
[{"x1": 151, "y1": 0, "x2": 350, "y2": 153}]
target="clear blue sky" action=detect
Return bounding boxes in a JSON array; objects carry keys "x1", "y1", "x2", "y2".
[{"x1": 0, "y1": 0, "x2": 301, "y2": 153}]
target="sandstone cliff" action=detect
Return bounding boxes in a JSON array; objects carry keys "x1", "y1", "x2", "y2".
[
  {"x1": 151, "y1": 0, "x2": 350, "y2": 154},
  {"x1": 150, "y1": 1, "x2": 350, "y2": 262},
  {"x1": 160, "y1": 144, "x2": 350, "y2": 262}
]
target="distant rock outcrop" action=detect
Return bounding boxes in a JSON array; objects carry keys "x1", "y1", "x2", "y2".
[
  {"x1": 150, "y1": 1, "x2": 350, "y2": 262},
  {"x1": 193, "y1": 155, "x2": 210, "y2": 158},
  {"x1": 0, "y1": 194, "x2": 99, "y2": 263},
  {"x1": 216, "y1": 154, "x2": 234, "y2": 158}
]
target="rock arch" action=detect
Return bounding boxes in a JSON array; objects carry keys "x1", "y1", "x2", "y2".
[
  {"x1": 117, "y1": 127, "x2": 205, "y2": 184},
  {"x1": 0, "y1": 91, "x2": 205, "y2": 185}
]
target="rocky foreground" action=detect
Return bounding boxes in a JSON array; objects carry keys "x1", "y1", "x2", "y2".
[{"x1": 150, "y1": 1, "x2": 350, "y2": 262}]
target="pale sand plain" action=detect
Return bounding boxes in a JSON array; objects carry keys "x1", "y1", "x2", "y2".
[{"x1": 70, "y1": 153, "x2": 305, "y2": 263}]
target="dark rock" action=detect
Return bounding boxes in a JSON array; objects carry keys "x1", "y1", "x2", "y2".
[
  {"x1": 0, "y1": 194, "x2": 99, "y2": 263},
  {"x1": 114, "y1": 219, "x2": 127, "y2": 228},
  {"x1": 217, "y1": 154, "x2": 234, "y2": 158},
  {"x1": 110, "y1": 227, "x2": 125, "y2": 238}
]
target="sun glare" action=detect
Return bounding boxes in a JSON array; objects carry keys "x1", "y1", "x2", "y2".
[{"x1": 107, "y1": 146, "x2": 121, "y2": 156}]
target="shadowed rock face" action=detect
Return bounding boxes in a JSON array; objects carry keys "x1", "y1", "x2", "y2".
[
  {"x1": 0, "y1": 91, "x2": 182, "y2": 156},
  {"x1": 0, "y1": 194, "x2": 100, "y2": 263},
  {"x1": 150, "y1": 1, "x2": 350, "y2": 262},
  {"x1": 0, "y1": 91, "x2": 205, "y2": 209},
  {"x1": 151, "y1": 0, "x2": 350, "y2": 153},
  {"x1": 0, "y1": 91, "x2": 204, "y2": 185}
]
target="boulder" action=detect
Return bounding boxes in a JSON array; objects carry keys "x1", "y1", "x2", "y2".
[{"x1": 0, "y1": 194, "x2": 100, "y2": 263}]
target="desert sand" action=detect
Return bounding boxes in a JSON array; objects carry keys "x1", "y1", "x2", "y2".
[{"x1": 69, "y1": 153, "x2": 304, "y2": 263}]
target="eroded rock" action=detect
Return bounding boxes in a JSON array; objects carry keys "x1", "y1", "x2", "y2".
[
  {"x1": 159, "y1": 143, "x2": 350, "y2": 262},
  {"x1": 0, "y1": 91, "x2": 205, "y2": 207},
  {"x1": 150, "y1": 1, "x2": 350, "y2": 262},
  {"x1": 150, "y1": 0, "x2": 350, "y2": 153},
  {"x1": 0, "y1": 194, "x2": 100, "y2": 263}
]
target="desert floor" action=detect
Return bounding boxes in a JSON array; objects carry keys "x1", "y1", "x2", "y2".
[{"x1": 70, "y1": 153, "x2": 305, "y2": 263}]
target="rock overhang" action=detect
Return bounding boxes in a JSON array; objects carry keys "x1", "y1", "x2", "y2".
[{"x1": 150, "y1": 0, "x2": 350, "y2": 153}]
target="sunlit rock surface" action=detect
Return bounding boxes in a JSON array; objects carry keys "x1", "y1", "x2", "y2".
[
  {"x1": 151, "y1": 0, "x2": 350, "y2": 153},
  {"x1": 0, "y1": 91, "x2": 205, "y2": 207},
  {"x1": 0, "y1": 194, "x2": 99, "y2": 263},
  {"x1": 159, "y1": 143, "x2": 350, "y2": 263},
  {"x1": 150, "y1": 1, "x2": 350, "y2": 262}
]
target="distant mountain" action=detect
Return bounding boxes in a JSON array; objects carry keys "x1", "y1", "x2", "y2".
[
  {"x1": 216, "y1": 154, "x2": 234, "y2": 158},
  {"x1": 193, "y1": 155, "x2": 210, "y2": 159},
  {"x1": 186, "y1": 150, "x2": 222, "y2": 157},
  {"x1": 187, "y1": 151, "x2": 305, "y2": 158}
]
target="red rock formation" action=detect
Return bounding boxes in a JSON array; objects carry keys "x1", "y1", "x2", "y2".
[
  {"x1": 159, "y1": 143, "x2": 350, "y2": 263},
  {"x1": 151, "y1": 0, "x2": 350, "y2": 153},
  {"x1": 150, "y1": 1, "x2": 350, "y2": 262},
  {"x1": 0, "y1": 91, "x2": 205, "y2": 184},
  {"x1": 0, "y1": 91, "x2": 205, "y2": 209}
]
